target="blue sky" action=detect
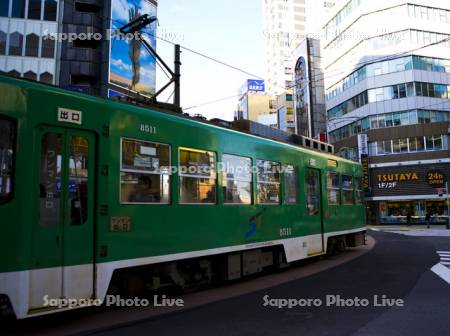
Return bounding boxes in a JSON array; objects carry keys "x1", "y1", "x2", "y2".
[{"x1": 155, "y1": 0, "x2": 265, "y2": 120}]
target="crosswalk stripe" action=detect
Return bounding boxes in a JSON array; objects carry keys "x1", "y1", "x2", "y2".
[
  {"x1": 441, "y1": 258, "x2": 450, "y2": 262},
  {"x1": 432, "y1": 263, "x2": 450, "y2": 284},
  {"x1": 437, "y1": 251, "x2": 450, "y2": 254},
  {"x1": 440, "y1": 261, "x2": 450, "y2": 265}
]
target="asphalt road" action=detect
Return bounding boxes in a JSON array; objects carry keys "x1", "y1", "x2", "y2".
[{"x1": 87, "y1": 231, "x2": 450, "y2": 336}]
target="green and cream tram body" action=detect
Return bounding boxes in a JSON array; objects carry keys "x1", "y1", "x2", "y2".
[{"x1": 0, "y1": 75, "x2": 366, "y2": 319}]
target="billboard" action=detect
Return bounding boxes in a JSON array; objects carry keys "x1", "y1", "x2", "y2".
[
  {"x1": 247, "y1": 79, "x2": 265, "y2": 92},
  {"x1": 109, "y1": 0, "x2": 157, "y2": 97},
  {"x1": 239, "y1": 79, "x2": 265, "y2": 96}
]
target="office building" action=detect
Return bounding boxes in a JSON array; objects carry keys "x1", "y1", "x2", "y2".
[{"x1": 323, "y1": 0, "x2": 450, "y2": 225}]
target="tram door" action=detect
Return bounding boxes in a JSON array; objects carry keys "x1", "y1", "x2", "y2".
[
  {"x1": 305, "y1": 168, "x2": 324, "y2": 255},
  {"x1": 30, "y1": 126, "x2": 95, "y2": 310}
]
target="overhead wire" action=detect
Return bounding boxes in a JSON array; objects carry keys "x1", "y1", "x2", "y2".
[{"x1": 109, "y1": 18, "x2": 450, "y2": 115}]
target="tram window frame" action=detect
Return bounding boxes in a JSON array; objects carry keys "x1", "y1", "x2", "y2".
[
  {"x1": 305, "y1": 169, "x2": 320, "y2": 215},
  {"x1": 256, "y1": 159, "x2": 281, "y2": 205},
  {"x1": 222, "y1": 153, "x2": 253, "y2": 205},
  {"x1": 179, "y1": 147, "x2": 217, "y2": 205},
  {"x1": 0, "y1": 116, "x2": 17, "y2": 205},
  {"x1": 342, "y1": 175, "x2": 355, "y2": 205},
  {"x1": 327, "y1": 172, "x2": 341, "y2": 205},
  {"x1": 120, "y1": 138, "x2": 171, "y2": 205},
  {"x1": 283, "y1": 164, "x2": 298, "y2": 205}
]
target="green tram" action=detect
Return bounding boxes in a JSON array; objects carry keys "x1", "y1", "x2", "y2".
[{"x1": 0, "y1": 75, "x2": 366, "y2": 319}]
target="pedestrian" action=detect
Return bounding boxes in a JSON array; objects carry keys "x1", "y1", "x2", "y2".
[
  {"x1": 425, "y1": 212, "x2": 431, "y2": 229},
  {"x1": 406, "y1": 211, "x2": 412, "y2": 227}
]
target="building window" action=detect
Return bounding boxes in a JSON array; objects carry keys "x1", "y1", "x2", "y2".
[
  {"x1": 179, "y1": 148, "x2": 216, "y2": 204},
  {"x1": 409, "y1": 137, "x2": 424, "y2": 152},
  {"x1": 342, "y1": 175, "x2": 354, "y2": 205},
  {"x1": 120, "y1": 139, "x2": 170, "y2": 204},
  {"x1": 330, "y1": 110, "x2": 450, "y2": 143},
  {"x1": 426, "y1": 135, "x2": 442, "y2": 151},
  {"x1": 12, "y1": 0, "x2": 26, "y2": 18},
  {"x1": 41, "y1": 36, "x2": 55, "y2": 58},
  {"x1": 44, "y1": 0, "x2": 57, "y2": 21},
  {"x1": 368, "y1": 135, "x2": 444, "y2": 157},
  {"x1": 28, "y1": 0, "x2": 42, "y2": 20},
  {"x1": 283, "y1": 165, "x2": 297, "y2": 204},
  {"x1": 23, "y1": 71, "x2": 37, "y2": 80},
  {"x1": 0, "y1": 0, "x2": 9, "y2": 17},
  {"x1": 222, "y1": 154, "x2": 252, "y2": 205},
  {"x1": 326, "y1": 55, "x2": 450, "y2": 100},
  {"x1": 0, "y1": 31, "x2": 6, "y2": 55},
  {"x1": 25, "y1": 33, "x2": 39, "y2": 57},
  {"x1": 9, "y1": 32, "x2": 24, "y2": 56},
  {"x1": 327, "y1": 172, "x2": 340, "y2": 205},
  {"x1": 39, "y1": 72, "x2": 53, "y2": 84},
  {"x1": 7, "y1": 70, "x2": 20, "y2": 78},
  {"x1": 256, "y1": 159, "x2": 280, "y2": 204},
  {"x1": 0, "y1": 116, "x2": 16, "y2": 203}
]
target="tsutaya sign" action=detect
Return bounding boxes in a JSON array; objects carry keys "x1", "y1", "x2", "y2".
[{"x1": 376, "y1": 172, "x2": 419, "y2": 189}]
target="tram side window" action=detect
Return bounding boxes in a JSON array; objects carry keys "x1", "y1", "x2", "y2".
[
  {"x1": 342, "y1": 175, "x2": 354, "y2": 205},
  {"x1": 306, "y1": 170, "x2": 320, "y2": 215},
  {"x1": 327, "y1": 172, "x2": 340, "y2": 205},
  {"x1": 39, "y1": 133, "x2": 62, "y2": 226},
  {"x1": 120, "y1": 138, "x2": 170, "y2": 204},
  {"x1": 222, "y1": 154, "x2": 252, "y2": 204},
  {"x1": 355, "y1": 177, "x2": 364, "y2": 204},
  {"x1": 256, "y1": 160, "x2": 280, "y2": 204},
  {"x1": 179, "y1": 148, "x2": 216, "y2": 204},
  {"x1": 0, "y1": 118, "x2": 16, "y2": 203},
  {"x1": 283, "y1": 165, "x2": 297, "y2": 204}
]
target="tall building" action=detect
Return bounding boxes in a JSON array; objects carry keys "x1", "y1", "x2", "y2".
[
  {"x1": 262, "y1": 0, "x2": 335, "y2": 135},
  {"x1": 0, "y1": 0, "x2": 157, "y2": 98},
  {"x1": 0, "y1": 0, "x2": 58, "y2": 85},
  {"x1": 292, "y1": 38, "x2": 327, "y2": 138},
  {"x1": 323, "y1": 0, "x2": 450, "y2": 225}
]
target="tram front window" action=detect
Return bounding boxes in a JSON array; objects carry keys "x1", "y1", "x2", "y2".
[{"x1": 0, "y1": 117, "x2": 16, "y2": 203}]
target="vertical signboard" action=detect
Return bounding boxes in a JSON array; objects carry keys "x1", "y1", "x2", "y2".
[
  {"x1": 357, "y1": 134, "x2": 368, "y2": 160},
  {"x1": 109, "y1": 0, "x2": 157, "y2": 97},
  {"x1": 361, "y1": 154, "x2": 371, "y2": 196}
]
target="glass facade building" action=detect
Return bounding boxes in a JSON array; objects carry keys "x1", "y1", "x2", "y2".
[
  {"x1": 0, "y1": 0, "x2": 58, "y2": 84},
  {"x1": 323, "y1": 0, "x2": 450, "y2": 225}
]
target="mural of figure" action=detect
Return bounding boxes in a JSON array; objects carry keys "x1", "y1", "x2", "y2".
[{"x1": 128, "y1": 6, "x2": 141, "y2": 91}]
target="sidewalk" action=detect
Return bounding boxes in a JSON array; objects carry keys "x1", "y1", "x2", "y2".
[{"x1": 368, "y1": 225, "x2": 450, "y2": 236}]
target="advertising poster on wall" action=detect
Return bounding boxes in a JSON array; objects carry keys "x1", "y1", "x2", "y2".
[{"x1": 109, "y1": 0, "x2": 157, "y2": 97}]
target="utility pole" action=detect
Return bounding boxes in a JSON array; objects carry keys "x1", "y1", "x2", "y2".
[{"x1": 174, "y1": 44, "x2": 181, "y2": 107}]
